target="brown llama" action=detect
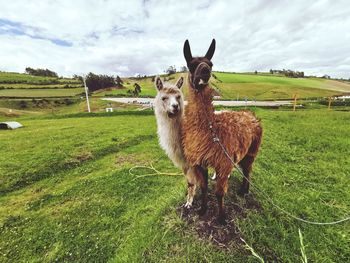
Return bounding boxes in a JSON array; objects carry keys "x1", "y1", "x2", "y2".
[{"x1": 182, "y1": 39, "x2": 263, "y2": 224}]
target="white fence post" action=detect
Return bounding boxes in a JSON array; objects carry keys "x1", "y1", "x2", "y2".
[{"x1": 83, "y1": 76, "x2": 91, "y2": 113}]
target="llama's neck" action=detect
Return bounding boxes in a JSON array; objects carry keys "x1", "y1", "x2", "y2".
[
  {"x1": 186, "y1": 84, "x2": 215, "y2": 129},
  {"x1": 155, "y1": 110, "x2": 186, "y2": 169}
]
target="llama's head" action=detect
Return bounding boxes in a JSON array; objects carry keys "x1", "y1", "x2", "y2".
[
  {"x1": 183, "y1": 39, "x2": 215, "y2": 90},
  {"x1": 154, "y1": 76, "x2": 184, "y2": 118}
]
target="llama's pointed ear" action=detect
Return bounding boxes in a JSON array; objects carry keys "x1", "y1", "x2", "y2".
[
  {"x1": 175, "y1": 76, "x2": 184, "y2": 89},
  {"x1": 183, "y1": 39, "x2": 192, "y2": 64},
  {"x1": 205, "y1": 39, "x2": 216, "y2": 60},
  {"x1": 155, "y1": 76, "x2": 163, "y2": 91}
]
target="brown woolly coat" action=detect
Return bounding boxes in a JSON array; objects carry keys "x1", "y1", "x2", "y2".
[{"x1": 182, "y1": 86, "x2": 262, "y2": 178}]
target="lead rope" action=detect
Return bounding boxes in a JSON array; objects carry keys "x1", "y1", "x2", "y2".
[{"x1": 197, "y1": 91, "x2": 350, "y2": 225}]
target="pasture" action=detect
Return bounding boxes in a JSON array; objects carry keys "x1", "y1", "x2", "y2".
[
  {"x1": 0, "y1": 107, "x2": 349, "y2": 262},
  {"x1": 0, "y1": 72, "x2": 83, "y2": 98},
  {"x1": 0, "y1": 88, "x2": 84, "y2": 98},
  {"x1": 212, "y1": 72, "x2": 350, "y2": 100},
  {"x1": 3, "y1": 71, "x2": 350, "y2": 101}
]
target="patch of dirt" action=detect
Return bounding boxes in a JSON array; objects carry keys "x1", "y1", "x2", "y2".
[
  {"x1": 115, "y1": 153, "x2": 147, "y2": 166},
  {"x1": 177, "y1": 177, "x2": 262, "y2": 249},
  {"x1": 65, "y1": 150, "x2": 93, "y2": 165}
]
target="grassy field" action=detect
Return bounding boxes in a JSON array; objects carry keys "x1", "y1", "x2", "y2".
[
  {"x1": 1, "y1": 71, "x2": 350, "y2": 100},
  {"x1": 0, "y1": 88, "x2": 84, "y2": 98},
  {"x1": 212, "y1": 72, "x2": 350, "y2": 100},
  {"x1": 0, "y1": 72, "x2": 81, "y2": 85},
  {"x1": 93, "y1": 77, "x2": 158, "y2": 98},
  {"x1": 0, "y1": 107, "x2": 349, "y2": 262},
  {"x1": 0, "y1": 98, "x2": 138, "y2": 118},
  {"x1": 0, "y1": 84, "x2": 83, "y2": 89},
  {"x1": 0, "y1": 72, "x2": 83, "y2": 98}
]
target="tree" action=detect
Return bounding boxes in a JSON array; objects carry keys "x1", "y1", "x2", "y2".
[
  {"x1": 166, "y1": 65, "x2": 176, "y2": 75},
  {"x1": 72, "y1": 74, "x2": 83, "y2": 83},
  {"x1": 180, "y1": 66, "x2": 188, "y2": 72},
  {"x1": 133, "y1": 83, "x2": 141, "y2": 96},
  {"x1": 115, "y1": 75, "x2": 123, "y2": 87},
  {"x1": 270, "y1": 69, "x2": 273, "y2": 74},
  {"x1": 25, "y1": 67, "x2": 58, "y2": 77},
  {"x1": 85, "y1": 72, "x2": 115, "y2": 92}
]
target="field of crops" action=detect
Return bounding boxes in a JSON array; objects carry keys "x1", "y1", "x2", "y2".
[{"x1": 0, "y1": 108, "x2": 349, "y2": 262}]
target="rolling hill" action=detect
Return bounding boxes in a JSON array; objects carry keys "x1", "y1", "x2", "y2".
[{"x1": 1, "y1": 71, "x2": 350, "y2": 100}]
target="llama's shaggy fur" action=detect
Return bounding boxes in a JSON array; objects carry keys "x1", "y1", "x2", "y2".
[
  {"x1": 182, "y1": 39, "x2": 263, "y2": 223},
  {"x1": 182, "y1": 82, "x2": 262, "y2": 222},
  {"x1": 154, "y1": 77, "x2": 197, "y2": 207},
  {"x1": 183, "y1": 86, "x2": 262, "y2": 175}
]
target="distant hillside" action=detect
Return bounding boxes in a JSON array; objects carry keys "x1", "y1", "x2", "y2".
[
  {"x1": 210, "y1": 72, "x2": 350, "y2": 100},
  {"x1": 0, "y1": 72, "x2": 84, "y2": 98},
  {"x1": 1, "y1": 71, "x2": 349, "y2": 100}
]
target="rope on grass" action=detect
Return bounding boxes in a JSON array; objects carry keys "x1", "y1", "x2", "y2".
[
  {"x1": 238, "y1": 164, "x2": 350, "y2": 225},
  {"x1": 129, "y1": 163, "x2": 182, "y2": 181},
  {"x1": 218, "y1": 126, "x2": 350, "y2": 225}
]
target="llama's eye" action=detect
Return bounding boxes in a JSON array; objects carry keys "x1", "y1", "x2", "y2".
[
  {"x1": 162, "y1": 97, "x2": 168, "y2": 101},
  {"x1": 176, "y1": 95, "x2": 181, "y2": 100}
]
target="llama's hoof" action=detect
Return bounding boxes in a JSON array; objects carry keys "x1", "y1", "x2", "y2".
[
  {"x1": 217, "y1": 214, "x2": 227, "y2": 225},
  {"x1": 198, "y1": 206, "x2": 207, "y2": 216},
  {"x1": 237, "y1": 188, "x2": 249, "y2": 197},
  {"x1": 183, "y1": 201, "x2": 192, "y2": 209}
]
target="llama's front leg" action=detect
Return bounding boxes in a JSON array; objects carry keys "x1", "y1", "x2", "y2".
[
  {"x1": 215, "y1": 175, "x2": 229, "y2": 224},
  {"x1": 184, "y1": 167, "x2": 197, "y2": 208},
  {"x1": 194, "y1": 166, "x2": 208, "y2": 215}
]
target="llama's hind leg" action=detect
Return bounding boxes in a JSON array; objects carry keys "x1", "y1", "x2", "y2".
[
  {"x1": 184, "y1": 167, "x2": 197, "y2": 208},
  {"x1": 238, "y1": 155, "x2": 255, "y2": 196},
  {"x1": 194, "y1": 166, "x2": 208, "y2": 215},
  {"x1": 215, "y1": 175, "x2": 229, "y2": 225}
]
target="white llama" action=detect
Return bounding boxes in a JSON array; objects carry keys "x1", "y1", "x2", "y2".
[{"x1": 154, "y1": 76, "x2": 196, "y2": 208}]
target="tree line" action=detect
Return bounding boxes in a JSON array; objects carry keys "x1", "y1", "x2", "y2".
[
  {"x1": 25, "y1": 67, "x2": 58, "y2": 78},
  {"x1": 269, "y1": 69, "x2": 304, "y2": 78}
]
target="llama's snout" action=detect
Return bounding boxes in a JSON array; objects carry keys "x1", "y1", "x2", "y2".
[
  {"x1": 201, "y1": 67, "x2": 210, "y2": 79},
  {"x1": 172, "y1": 104, "x2": 179, "y2": 111},
  {"x1": 193, "y1": 63, "x2": 211, "y2": 89},
  {"x1": 167, "y1": 103, "x2": 180, "y2": 118}
]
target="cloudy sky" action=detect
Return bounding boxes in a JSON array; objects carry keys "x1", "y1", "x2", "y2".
[{"x1": 0, "y1": 0, "x2": 349, "y2": 78}]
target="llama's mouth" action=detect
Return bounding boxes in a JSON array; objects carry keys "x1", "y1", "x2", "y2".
[
  {"x1": 193, "y1": 77, "x2": 208, "y2": 90},
  {"x1": 198, "y1": 79, "x2": 208, "y2": 85},
  {"x1": 167, "y1": 111, "x2": 179, "y2": 118}
]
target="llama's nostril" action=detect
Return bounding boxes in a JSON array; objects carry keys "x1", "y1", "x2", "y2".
[{"x1": 173, "y1": 104, "x2": 179, "y2": 110}]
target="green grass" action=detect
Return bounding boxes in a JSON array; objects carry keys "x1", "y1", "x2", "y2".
[
  {"x1": 93, "y1": 78, "x2": 157, "y2": 98},
  {"x1": 3, "y1": 71, "x2": 349, "y2": 101},
  {"x1": 0, "y1": 98, "x2": 140, "y2": 119},
  {"x1": 0, "y1": 72, "x2": 58, "y2": 83},
  {"x1": 212, "y1": 72, "x2": 350, "y2": 100},
  {"x1": 0, "y1": 88, "x2": 84, "y2": 98},
  {"x1": 93, "y1": 74, "x2": 187, "y2": 98},
  {"x1": 0, "y1": 84, "x2": 82, "y2": 89},
  {"x1": 0, "y1": 108, "x2": 349, "y2": 262},
  {"x1": 0, "y1": 72, "x2": 81, "y2": 85}
]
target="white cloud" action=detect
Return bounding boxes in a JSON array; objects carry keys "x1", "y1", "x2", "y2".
[{"x1": 0, "y1": 0, "x2": 349, "y2": 78}]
